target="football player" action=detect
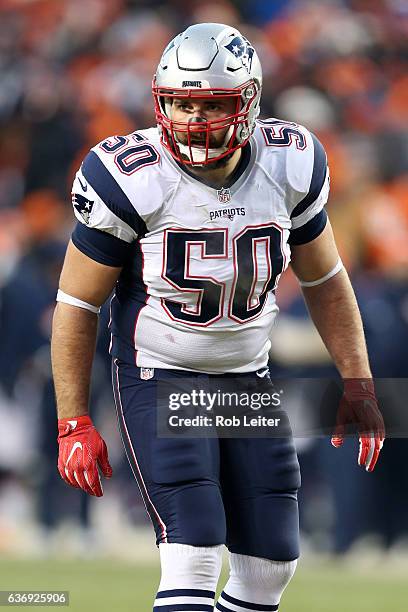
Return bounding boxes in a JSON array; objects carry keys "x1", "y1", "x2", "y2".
[{"x1": 53, "y1": 23, "x2": 385, "y2": 612}]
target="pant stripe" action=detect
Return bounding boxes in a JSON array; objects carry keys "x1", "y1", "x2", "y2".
[{"x1": 113, "y1": 359, "x2": 168, "y2": 542}]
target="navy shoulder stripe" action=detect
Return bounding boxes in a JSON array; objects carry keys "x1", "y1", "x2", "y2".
[
  {"x1": 291, "y1": 133, "x2": 327, "y2": 219},
  {"x1": 81, "y1": 151, "x2": 147, "y2": 236}
]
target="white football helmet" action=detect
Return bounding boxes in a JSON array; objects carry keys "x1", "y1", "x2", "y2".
[{"x1": 152, "y1": 23, "x2": 262, "y2": 165}]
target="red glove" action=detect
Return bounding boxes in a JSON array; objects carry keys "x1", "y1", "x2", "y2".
[
  {"x1": 57, "y1": 415, "x2": 112, "y2": 497},
  {"x1": 331, "y1": 379, "x2": 385, "y2": 472}
]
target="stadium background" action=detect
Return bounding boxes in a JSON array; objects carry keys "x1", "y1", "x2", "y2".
[{"x1": 0, "y1": 0, "x2": 407, "y2": 610}]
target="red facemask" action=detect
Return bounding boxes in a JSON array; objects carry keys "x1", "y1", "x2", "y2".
[{"x1": 152, "y1": 78, "x2": 259, "y2": 166}]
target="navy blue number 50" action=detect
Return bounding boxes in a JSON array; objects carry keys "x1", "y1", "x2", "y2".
[{"x1": 162, "y1": 225, "x2": 285, "y2": 326}]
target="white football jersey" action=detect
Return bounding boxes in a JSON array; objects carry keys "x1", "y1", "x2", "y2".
[{"x1": 71, "y1": 120, "x2": 330, "y2": 373}]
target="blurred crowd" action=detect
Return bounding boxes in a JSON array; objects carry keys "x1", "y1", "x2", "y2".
[{"x1": 0, "y1": 0, "x2": 407, "y2": 559}]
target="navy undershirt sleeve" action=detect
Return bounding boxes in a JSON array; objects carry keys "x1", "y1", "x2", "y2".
[
  {"x1": 288, "y1": 209, "x2": 327, "y2": 245},
  {"x1": 71, "y1": 222, "x2": 133, "y2": 267}
]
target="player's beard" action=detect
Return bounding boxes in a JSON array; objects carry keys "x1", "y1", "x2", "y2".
[
  {"x1": 179, "y1": 150, "x2": 234, "y2": 170},
  {"x1": 177, "y1": 130, "x2": 233, "y2": 170}
]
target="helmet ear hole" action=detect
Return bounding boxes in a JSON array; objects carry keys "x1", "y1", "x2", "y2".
[{"x1": 160, "y1": 96, "x2": 170, "y2": 116}]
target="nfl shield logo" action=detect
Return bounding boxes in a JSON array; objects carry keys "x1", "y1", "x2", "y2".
[
  {"x1": 140, "y1": 367, "x2": 154, "y2": 380},
  {"x1": 217, "y1": 188, "x2": 231, "y2": 204}
]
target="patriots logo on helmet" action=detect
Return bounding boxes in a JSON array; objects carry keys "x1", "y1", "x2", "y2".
[
  {"x1": 72, "y1": 193, "x2": 94, "y2": 224},
  {"x1": 224, "y1": 36, "x2": 255, "y2": 74}
]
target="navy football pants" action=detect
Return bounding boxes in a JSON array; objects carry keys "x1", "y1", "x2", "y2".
[{"x1": 112, "y1": 360, "x2": 301, "y2": 561}]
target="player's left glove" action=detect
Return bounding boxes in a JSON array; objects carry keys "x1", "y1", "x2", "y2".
[
  {"x1": 331, "y1": 379, "x2": 385, "y2": 472},
  {"x1": 57, "y1": 415, "x2": 112, "y2": 497}
]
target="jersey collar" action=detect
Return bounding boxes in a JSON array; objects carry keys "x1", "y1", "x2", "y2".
[{"x1": 162, "y1": 137, "x2": 258, "y2": 197}]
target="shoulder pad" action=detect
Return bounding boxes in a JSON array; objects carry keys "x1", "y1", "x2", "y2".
[
  {"x1": 254, "y1": 119, "x2": 330, "y2": 226},
  {"x1": 70, "y1": 129, "x2": 163, "y2": 241},
  {"x1": 88, "y1": 128, "x2": 180, "y2": 219}
]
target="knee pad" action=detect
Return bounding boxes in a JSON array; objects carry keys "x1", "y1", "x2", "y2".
[
  {"x1": 159, "y1": 542, "x2": 223, "y2": 591},
  {"x1": 228, "y1": 552, "x2": 297, "y2": 603}
]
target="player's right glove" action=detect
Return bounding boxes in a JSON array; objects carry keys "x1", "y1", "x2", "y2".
[
  {"x1": 57, "y1": 415, "x2": 112, "y2": 497},
  {"x1": 331, "y1": 379, "x2": 385, "y2": 472}
]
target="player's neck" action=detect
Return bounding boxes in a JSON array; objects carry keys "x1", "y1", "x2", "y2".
[{"x1": 185, "y1": 148, "x2": 242, "y2": 189}]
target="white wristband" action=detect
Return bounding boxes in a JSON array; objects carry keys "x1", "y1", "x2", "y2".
[
  {"x1": 299, "y1": 258, "x2": 344, "y2": 287},
  {"x1": 56, "y1": 289, "x2": 101, "y2": 314}
]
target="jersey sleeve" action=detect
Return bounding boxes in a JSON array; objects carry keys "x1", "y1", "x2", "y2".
[
  {"x1": 288, "y1": 132, "x2": 330, "y2": 245},
  {"x1": 70, "y1": 149, "x2": 146, "y2": 266}
]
